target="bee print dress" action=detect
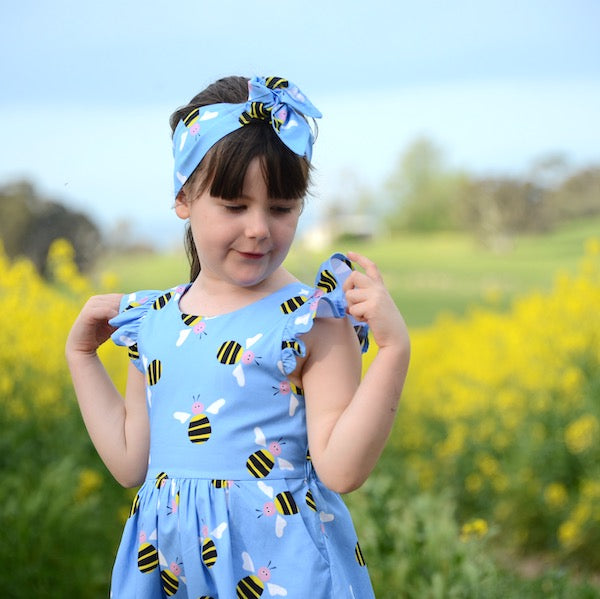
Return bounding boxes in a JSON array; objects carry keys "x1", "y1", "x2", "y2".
[{"x1": 108, "y1": 253, "x2": 375, "y2": 598}]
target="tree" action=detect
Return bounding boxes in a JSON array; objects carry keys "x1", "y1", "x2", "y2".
[
  {"x1": 386, "y1": 137, "x2": 467, "y2": 232},
  {"x1": 0, "y1": 180, "x2": 102, "y2": 275}
]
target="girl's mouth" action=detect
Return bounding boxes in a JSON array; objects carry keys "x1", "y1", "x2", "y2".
[{"x1": 238, "y1": 252, "x2": 265, "y2": 260}]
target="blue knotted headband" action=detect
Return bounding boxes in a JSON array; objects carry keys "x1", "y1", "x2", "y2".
[{"x1": 172, "y1": 75, "x2": 322, "y2": 196}]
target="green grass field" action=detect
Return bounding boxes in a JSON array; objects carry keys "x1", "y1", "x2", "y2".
[{"x1": 98, "y1": 216, "x2": 600, "y2": 328}]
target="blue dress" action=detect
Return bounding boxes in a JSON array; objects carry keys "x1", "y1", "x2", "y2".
[{"x1": 108, "y1": 253, "x2": 374, "y2": 598}]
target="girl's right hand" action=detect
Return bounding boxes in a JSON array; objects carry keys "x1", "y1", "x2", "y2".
[{"x1": 66, "y1": 294, "x2": 123, "y2": 358}]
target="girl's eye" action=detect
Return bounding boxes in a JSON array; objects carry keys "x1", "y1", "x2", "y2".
[
  {"x1": 271, "y1": 205, "x2": 294, "y2": 215},
  {"x1": 224, "y1": 204, "x2": 245, "y2": 213}
]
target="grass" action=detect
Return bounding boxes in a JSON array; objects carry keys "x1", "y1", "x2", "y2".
[{"x1": 97, "y1": 216, "x2": 600, "y2": 328}]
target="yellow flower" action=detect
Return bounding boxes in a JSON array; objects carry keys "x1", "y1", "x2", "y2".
[
  {"x1": 564, "y1": 414, "x2": 599, "y2": 454},
  {"x1": 460, "y1": 518, "x2": 489, "y2": 541},
  {"x1": 74, "y1": 468, "x2": 103, "y2": 502},
  {"x1": 558, "y1": 519, "x2": 580, "y2": 549},
  {"x1": 543, "y1": 483, "x2": 569, "y2": 509}
]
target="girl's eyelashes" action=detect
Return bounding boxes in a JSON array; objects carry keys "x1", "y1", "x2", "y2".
[{"x1": 220, "y1": 202, "x2": 297, "y2": 215}]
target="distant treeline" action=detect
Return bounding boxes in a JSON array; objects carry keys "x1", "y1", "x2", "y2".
[{"x1": 382, "y1": 138, "x2": 600, "y2": 249}]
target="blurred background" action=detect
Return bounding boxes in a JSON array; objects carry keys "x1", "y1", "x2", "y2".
[{"x1": 1, "y1": 1, "x2": 599, "y2": 597}]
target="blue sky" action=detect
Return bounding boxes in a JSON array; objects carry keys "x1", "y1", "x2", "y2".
[{"x1": 1, "y1": 0, "x2": 599, "y2": 246}]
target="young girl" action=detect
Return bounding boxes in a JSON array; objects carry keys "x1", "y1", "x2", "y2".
[{"x1": 66, "y1": 75, "x2": 410, "y2": 598}]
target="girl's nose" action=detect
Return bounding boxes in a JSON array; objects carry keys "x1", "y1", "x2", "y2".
[{"x1": 245, "y1": 208, "x2": 270, "y2": 239}]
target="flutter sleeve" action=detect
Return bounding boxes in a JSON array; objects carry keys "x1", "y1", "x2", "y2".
[
  {"x1": 109, "y1": 289, "x2": 164, "y2": 373},
  {"x1": 281, "y1": 253, "x2": 370, "y2": 375}
]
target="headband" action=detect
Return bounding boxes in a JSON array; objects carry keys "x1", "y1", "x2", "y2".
[{"x1": 172, "y1": 75, "x2": 322, "y2": 196}]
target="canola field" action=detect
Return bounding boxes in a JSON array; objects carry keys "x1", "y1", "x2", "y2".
[{"x1": 1, "y1": 233, "x2": 599, "y2": 598}]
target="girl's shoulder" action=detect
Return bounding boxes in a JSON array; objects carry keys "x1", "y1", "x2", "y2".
[
  {"x1": 280, "y1": 253, "x2": 369, "y2": 376},
  {"x1": 108, "y1": 285, "x2": 186, "y2": 346}
]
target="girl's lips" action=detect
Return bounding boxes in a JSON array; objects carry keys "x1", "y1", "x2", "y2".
[{"x1": 238, "y1": 251, "x2": 265, "y2": 260}]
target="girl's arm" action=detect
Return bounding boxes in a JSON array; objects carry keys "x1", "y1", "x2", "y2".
[
  {"x1": 66, "y1": 294, "x2": 150, "y2": 488},
  {"x1": 300, "y1": 252, "x2": 410, "y2": 493}
]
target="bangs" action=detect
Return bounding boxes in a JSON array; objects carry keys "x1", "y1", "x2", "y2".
[{"x1": 189, "y1": 125, "x2": 311, "y2": 201}]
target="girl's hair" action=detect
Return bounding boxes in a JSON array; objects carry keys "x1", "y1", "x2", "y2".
[{"x1": 169, "y1": 76, "x2": 312, "y2": 281}]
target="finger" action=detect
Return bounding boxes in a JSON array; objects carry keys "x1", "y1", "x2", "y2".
[
  {"x1": 346, "y1": 251, "x2": 384, "y2": 283},
  {"x1": 343, "y1": 269, "x2": 377, "y2": 293}
]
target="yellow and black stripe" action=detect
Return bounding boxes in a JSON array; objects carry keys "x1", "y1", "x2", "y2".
[
  {"x1": 188, "y1": 414, "x2": 211, "y2": 444},
  {"x1": 181, "y1": 313, "x2": 202, "y2": 327},
  {"x1": 282, "y1": 340, "x2": 301, "y2": 354},
  {"x1": 265, "y1": 76, "x2": 289, "y2": 90},
  {"x1": 152, "y1": 292, "x2": 173, "y2": 310},
  {"x1": 155, "y1": 472, "x2": 168, "y2": 488},
  {"x1": 290, "y1": 382, "x2": 303, "y2": 396},
  {"x1": 211, "y1": 479, "x2": 229, "y2": 489},
  {"x1": 160, "y1": 569, "x2": 179, "y2": 596},
  {"x1": 305, "y1": 489, "x2": 317, "y2": 512},
  {"x1": 239, "y1": 101, "x2": 272, "y2": 126},
  {"x1": 236, "y1": 575, "x2": 264, "y2": 598},
  {"x1": 355, "y1": 541, "x2": 366, "y2": 566},
  {"x1": 127, "y1": 343, "x2": 139, "y2": 361},
  {"x1": 280, "y1": 295, "x2": 308, "y2": 314},
  {"x1": 202, "y1": 537, "x2": 217, "y2": 568},
  {"x1": 137, "y1": 543, "x2": 158, "y2": 573},
  {"x1": 146, "y1": 359, "x2": 162, "y2": 386},
  {"x1": 275, "y1": 491, "x2": 299, "y2": 516},
  {"x1": 184, "y1": 107, "x2": 200, "y2": 128},
  {"x1": 217, "y1": 340, "x2": 243, "y2": 365},
  {"x1": 316, "y1": 269, "x2": 337, "y2": 293},
  {"x1": 129, "y1": 492, "x2": 140, "y2": 517},
  {"x1": 246, "y1": 449, "x2": 275, "y2": 478}
]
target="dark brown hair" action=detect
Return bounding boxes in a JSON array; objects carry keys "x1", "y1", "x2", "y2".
[{"x1": 169, "y1": 76, "x2": 312, "y2": 281}]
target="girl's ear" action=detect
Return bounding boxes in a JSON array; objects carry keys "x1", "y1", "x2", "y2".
[{"x1": 174, "y1": 190, "x2": 191, "y2": 220}]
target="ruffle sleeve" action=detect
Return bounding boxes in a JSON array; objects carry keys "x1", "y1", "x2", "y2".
[
  {"x1": 109, "y1": 289, "x2": 167, "y2": 372},
  {"x1": 281, "y1": 253, "x2": 370, "y2": 375}
]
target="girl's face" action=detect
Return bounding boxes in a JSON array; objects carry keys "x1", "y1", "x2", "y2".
[{"x1": 175, "y1": 157, "x2": 302, "y2": 290}]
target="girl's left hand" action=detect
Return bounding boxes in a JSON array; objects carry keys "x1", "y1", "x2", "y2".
[{"x1": 343, "y1": 251, "x2": 409, "y2": 351}]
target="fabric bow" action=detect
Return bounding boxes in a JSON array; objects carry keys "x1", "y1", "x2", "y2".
[{"x1": 172, "y1": 76, "x2": 322, "y2": 196}]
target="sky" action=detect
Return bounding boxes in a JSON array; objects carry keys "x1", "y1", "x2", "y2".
[{"x1": 1, "y1": 0, "x2": 599, "y2": 247}]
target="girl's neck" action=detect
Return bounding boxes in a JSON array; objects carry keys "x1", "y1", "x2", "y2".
[{"x1": 179, "y1": 268, "x2": 298, "y2": 317}]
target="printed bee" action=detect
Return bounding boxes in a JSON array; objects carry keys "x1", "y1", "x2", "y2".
[
  {"x1": 281, "y1": 339, "x2": 301, "y2": 354},
  {"x1": 176, "y1": 313, "x2": 207, "y2": 346},
  {"x1": 152, "y1": 292, "x2": 173, "y2": 310},
  {"x1": 155, "y1": 472, "x2": 169, "y2": 489},
  {"x1": 178, "y1": 108, "x2": 219, "y2": 156},
  {"x1": 256, "y1": 481, "x2": 299, "y2": 538},
  {"x1": 272, "y1": 379, "x2": 303, "y2": 417},
  {"x1": 211, "y1": 479, "x2": 236, "y2": 490},
  {"x1": 239, "y1": 101, "x2": 273, "y2": 126},
  {"x1": 304, "y1": 488, "x2": 334, "y2": 533},
  {"x1": 279, "y1": 295, "x2": 308, "y2": 314},
  {"x1": 217, "y1": 333, "x2": 263, "y2": 387},
  {"x1": 354, "y1": 541, "x2": 367, "y2": 567},
  {"x1": 173, "y1": 397, "x2": 225, "y2": 444},
  {"x1": 137, "y1": 530, "x2": 159, "y2": 573},
  {"x1": 264, "y1": 76, "x2": 289, "y2": 90},
  {"x1": 183, "y1": 107, "x2": 201, "y2": 135},
  {"x1": 236, "y1": 551, "x2": 287, "y2": 597},
  {"x1": 144, "y1": 358, "x2": 162, "y2": 386},
  {"x1": 246, "y1": 427, "x2": 294, "y2": 478},
  {"x1": 316, "y1": 269, "x2": 337, "y2": 293},
  {"x1": 200, "y1": 521, "x2": 227, "y2": 569},
  {"x1": 158, "y1": 550, "x2": 186, "y2": 596}
]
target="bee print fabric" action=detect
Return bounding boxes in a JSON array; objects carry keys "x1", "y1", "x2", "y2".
[{"x1": 108, "y1": 253, "x2": 374, "y2": 598}]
